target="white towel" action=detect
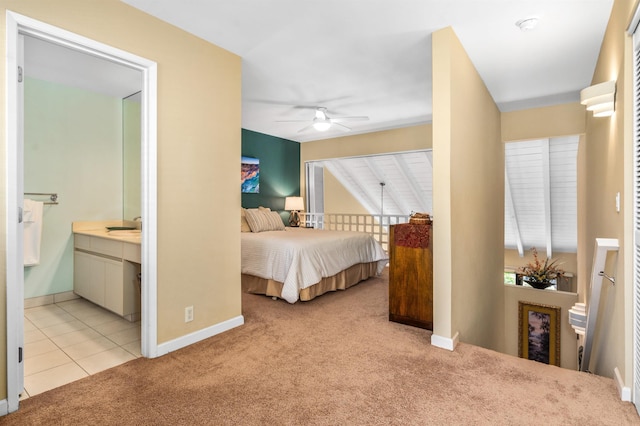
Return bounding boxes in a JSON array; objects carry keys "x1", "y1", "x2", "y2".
[{"x1": 23, "y1": 199, "x2": 44, "y2": 267}]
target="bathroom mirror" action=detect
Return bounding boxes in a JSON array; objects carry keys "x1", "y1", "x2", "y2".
[{"x1": 123, "y1": 92, "x2": 141, "y2": 220}]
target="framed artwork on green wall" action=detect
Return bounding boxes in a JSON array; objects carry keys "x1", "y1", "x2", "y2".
[{"x1": 241, "y1": 156, "x2": 260, "y2": 193}]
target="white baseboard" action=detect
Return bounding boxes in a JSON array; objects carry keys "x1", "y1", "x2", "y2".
[
  {"x1": 156, "y1": 315, "x2": 244, "y2": 356},
  {"x1": 0, "y1": 399, "x2": 8, "y2": 416},
  {"x1": 431, "y1": 331, "x2": 459, "y2": 351},
  {"x1": 614, "y1": 367, "x2": 632, "y2": 402}
]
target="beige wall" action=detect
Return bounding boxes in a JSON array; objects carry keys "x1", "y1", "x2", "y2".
[
  {"x1": 501, "y1": 103, "x2": 586, "y2": 142},
  {"x1": 301, "y1": 124, "x2": 432, "y2": 160},
  {"x1": 432, "y1": 27, "x2": 505, "y2": 351},
  {"x1": 580, "y1": 0, "x2": 635, "y2": 382},
  {"x1": 0, "y1": 0, "x2": 242, "y2": 400},
  {"x1": 323, "y1": 169, "x2": 370, "y2": 215}
]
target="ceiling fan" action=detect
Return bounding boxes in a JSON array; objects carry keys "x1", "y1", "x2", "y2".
[{"x1": 277, "y1": 107, "x2": 369, "y2": 133}]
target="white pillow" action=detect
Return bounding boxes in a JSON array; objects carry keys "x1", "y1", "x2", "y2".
[
  {"x1": 241, "y1": 208, "x2": 251, "y2": 232},
  {"x1": 244, "y1": 208, "x2": 285, "y2": 232}
]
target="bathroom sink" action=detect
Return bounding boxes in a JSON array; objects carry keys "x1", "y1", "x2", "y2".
[{"x1": 108, "y1": 229, "x2": 141, "y2": 237}]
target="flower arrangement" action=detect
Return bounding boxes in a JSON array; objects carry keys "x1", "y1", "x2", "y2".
[{"x1": 517, "y1": 248, "x2": 565, "y2": 288}]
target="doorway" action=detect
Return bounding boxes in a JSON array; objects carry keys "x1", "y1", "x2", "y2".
[{"x1": 5, "y1": 11, "x2": 158, "y2": 413}]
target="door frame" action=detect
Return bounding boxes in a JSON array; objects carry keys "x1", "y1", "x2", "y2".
[{"x1": 5, "y1": 11, "x2": 159, "y2": 413}]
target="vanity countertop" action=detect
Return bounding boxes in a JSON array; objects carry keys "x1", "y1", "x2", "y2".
[{"x1": 72, "y1": 220, "x2": 141, "y2": 245}]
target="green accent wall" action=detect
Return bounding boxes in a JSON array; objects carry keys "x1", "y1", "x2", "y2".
[{"x1": 241, "y1": 129, "x2": 300, "y2": 212}]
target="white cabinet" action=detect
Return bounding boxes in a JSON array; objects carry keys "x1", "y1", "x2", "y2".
[{"x1": 73, "y1": 234, "x2": 141, "y2": 321}]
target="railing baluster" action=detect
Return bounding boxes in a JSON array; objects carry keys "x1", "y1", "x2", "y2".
[{"x1": 300, "y1": 212, "x2": 411, "y2": 251}]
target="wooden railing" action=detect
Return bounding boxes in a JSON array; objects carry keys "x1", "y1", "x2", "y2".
[{"x1": 301, "y1": 213, "x2": 410, "y2": 251}]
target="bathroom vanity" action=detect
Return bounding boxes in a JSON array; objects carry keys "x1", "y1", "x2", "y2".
[{"x1": 72, "y1": 221, "x2": 141, "y2": 322}]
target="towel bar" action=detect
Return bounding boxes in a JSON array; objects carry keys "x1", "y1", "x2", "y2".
[{"x1": 24, "y1": 192, "x2": 58, "y2": 205}]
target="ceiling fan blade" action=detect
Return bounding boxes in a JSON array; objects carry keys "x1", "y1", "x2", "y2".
[
  {"x1": 297, "y1": 123, "x2": 316, "y2": 133},
  {"x1": 329, "y1": 116, "x2": 369, "y2": 123},
  {"x1": 292, "y1": 105, "x2": 323, "y2": 110},
  {"x1": 244, "y1": 99, "x2": 322, "y2": 109},
  {"x1": 333, "y1": 123, "x2": 351, "y2": 132},
  {"x1": 275, "y1": 119, "x2": 310, "y2": 123}
]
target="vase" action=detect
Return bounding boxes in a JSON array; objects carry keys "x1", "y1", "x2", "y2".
[{"x1": 523, "y1": 277, "x2": 553, "y2": 289}]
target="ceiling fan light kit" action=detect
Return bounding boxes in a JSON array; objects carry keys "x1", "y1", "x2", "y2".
[
  {"x1": 313, "y1": 121, "x2": 331, "y2": 131},
  {"x1": 312, "y1": 108, "x2": 332, "y2": 131}
]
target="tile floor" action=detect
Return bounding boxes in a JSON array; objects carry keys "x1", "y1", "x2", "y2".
[{"x1": 22, "y1": 298, "x2": 141, "y2": 398}]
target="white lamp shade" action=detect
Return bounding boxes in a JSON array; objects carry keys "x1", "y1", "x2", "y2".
[
  {"x1": 580, "y1": 80, "x2": 615, "y2": 117},
  {"x1": 285, "y1": 196, "x2": 304, "y2": 211}
]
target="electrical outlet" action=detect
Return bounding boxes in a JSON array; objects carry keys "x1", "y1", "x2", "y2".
[{"x1": 185, "y1": 306, "x2": 194, "y2": 322}]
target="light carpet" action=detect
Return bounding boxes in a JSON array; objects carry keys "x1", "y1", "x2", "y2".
[{"x1": 3, "y1": 269, "x2": 639, "y2": 425}]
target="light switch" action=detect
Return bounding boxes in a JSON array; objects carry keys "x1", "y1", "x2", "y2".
[{"x1": 616, "y1": 192, "x2": 620, "y2": 213}]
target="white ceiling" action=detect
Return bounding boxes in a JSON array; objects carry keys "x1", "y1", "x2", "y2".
[
  {"x1": 122, "y1": 0, "x2": 613, "y2": 142},
  {"x1": 24, "y1": 36, "x2": 141, "y2": 99}
]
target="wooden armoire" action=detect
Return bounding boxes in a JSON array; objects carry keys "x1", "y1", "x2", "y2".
[{"x1": 388, "y1": 222, "x2": 433, "y2": 330}]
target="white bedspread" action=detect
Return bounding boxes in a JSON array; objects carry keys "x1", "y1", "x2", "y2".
[{"x1": 241, "y1": 227, "x2": 388, "y2": 303}]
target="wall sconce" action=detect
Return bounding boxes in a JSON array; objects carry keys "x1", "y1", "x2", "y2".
[
  {"x1": 284, "y1": 196, "x2": 304, "y2": 227},
  {"x1": 580, "y1": 80, "x2": 616, "y2": 117}
]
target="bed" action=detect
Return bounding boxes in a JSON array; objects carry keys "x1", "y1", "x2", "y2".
[{"x1": 241, "y1": 208, "x2": 388, "y2": 303}]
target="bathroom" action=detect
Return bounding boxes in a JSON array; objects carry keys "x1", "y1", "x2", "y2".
[{"x1": 22, "y1": 35, "x2": 143, "y2": 396}]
